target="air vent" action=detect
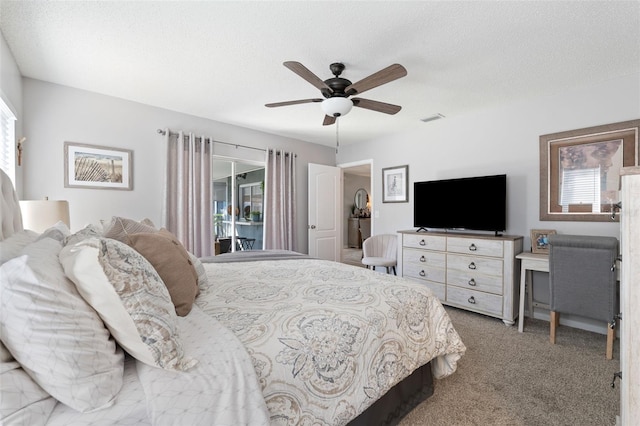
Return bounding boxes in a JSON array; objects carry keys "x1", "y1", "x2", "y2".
[{"x1": 420, "y1": 113, "x2": 445, "y2": 123}]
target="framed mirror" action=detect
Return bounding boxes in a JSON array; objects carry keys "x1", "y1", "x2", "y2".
[
  {"x1": 354, "y1": 188, "x2": 368, "y2": 210},
  {"x1": 539, "y1": 119, "x2": 639, "y2": 221}
]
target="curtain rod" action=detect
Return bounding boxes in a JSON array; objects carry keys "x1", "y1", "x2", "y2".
[{"x1": 157, "y1": 129, "x2": 266, "y2": 153}]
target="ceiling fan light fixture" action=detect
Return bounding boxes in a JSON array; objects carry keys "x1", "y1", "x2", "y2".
[{"x1": 321, "y1": 97, "x2": 353, "y2": 117}]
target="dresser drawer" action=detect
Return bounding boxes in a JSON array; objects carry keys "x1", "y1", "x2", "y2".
[
  {"x1": 404, "y1": 248, "x2": 445, "y2": 267},
  {"x1": 446, "y1": 286, "x2": 502, "y2": 317},
  {"x1": 403, "y1": 234, "x2": 446, "y2": 251},
  {"x1": 447, "y1": 269, "x2": 503, "y2": 294},
  {"x1": 447, "y1": 254, "x2": 503, "y2": 277},
  {"x1": 447, "y1": 237, "x2": 504, "y2": 258},
  {"x1": 404, "y1": 264, "x2": 446, "y2": 284}
]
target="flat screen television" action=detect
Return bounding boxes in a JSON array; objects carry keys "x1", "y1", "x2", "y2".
[{"x1": 413, "y1": 174, "x2": 507, "y2": 234}]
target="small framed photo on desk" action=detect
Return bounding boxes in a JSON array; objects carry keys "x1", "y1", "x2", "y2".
[{"x1": 530, "y1": 229, "x2": 556, "y2": 253}]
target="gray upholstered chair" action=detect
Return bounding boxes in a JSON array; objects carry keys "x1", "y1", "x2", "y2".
[
  {"x1": 362, "y1": 234, "x2": 397, "y2": 274},
  {"x1": 548, "y1": 234, "x2": 619, "y2": 359}
]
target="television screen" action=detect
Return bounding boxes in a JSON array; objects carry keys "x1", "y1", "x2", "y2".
[{"x1": 413, "y1": 174, "x2": 507, "y2": 233}]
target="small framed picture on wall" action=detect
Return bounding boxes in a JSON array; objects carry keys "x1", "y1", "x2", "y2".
[
  {"x1": 530, "y1": 229, "x2": 556, "y2": 253},
  {"x1": 382, "y1": 165, "x2": 409, "y2": 203}
]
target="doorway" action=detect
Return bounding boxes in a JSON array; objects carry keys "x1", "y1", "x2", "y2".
[{"x1": 339, "y1": 160, "x2": 373, "y2": 267}]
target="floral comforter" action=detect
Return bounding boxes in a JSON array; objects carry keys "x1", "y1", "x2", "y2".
[{"x1": 197, "y1": 258, "x2": 466, "y2": 425}]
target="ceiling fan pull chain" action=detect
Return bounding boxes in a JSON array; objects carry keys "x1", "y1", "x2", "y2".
[{"x1": 335, "y1": 118, "x2": 340, "y2": 153}]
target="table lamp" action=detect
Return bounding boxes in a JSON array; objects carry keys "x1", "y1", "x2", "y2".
[{"x1": 19, "y1": 198, "x2": 70, "y2": 233}]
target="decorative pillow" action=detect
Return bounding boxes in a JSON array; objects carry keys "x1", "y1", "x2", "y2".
[
  {"x1": 190, "y1": 251, "x2": 211, "y2": 292},
  {"x1": 0, "y1": 230, "x2": 38, "y2": 265},
  {"x1": 1, "y1": 340, "x2": 57, "y2": 425},
  {"x1": 102, "y1": 216, "x2": 157, "y2": 242},
  {"x1": 59, "y1": 237, "x2": 196, "y2": 371},
  {"x1": 63, "y1": 223, "x2": 102, "y2": 247},
  {"x1": 35, "y1": 220, "x2": 71, "y2": 243},
  {"x1": 103, "y1": 216, "x2": 210, "y2": 292},
  {"x1": 0, "y1": 237, "x2": 124, "y2": 413},
  {"x1": 125, "y1": 229, "x2": 199, "y2": 316}
]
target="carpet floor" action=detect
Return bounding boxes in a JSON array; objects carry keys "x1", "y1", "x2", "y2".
[{"x1": 399, "y1": 307, "x2": 620, "y2": 426}]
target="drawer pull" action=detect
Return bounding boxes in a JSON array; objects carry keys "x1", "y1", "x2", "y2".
[
  {"x1": 469, "y1": 243, "x2": 477, "y2": 251},
  {"x1": 468, "y1": 296, "x2": 476, "y2": 304},
  {"x1": 468, "y1": 262, "x2": 477, "y2": 270},
  {"x1": 468, "y1": 278, "x2": 476, "y2": 286},
  {"x1": 419, "y1": 270, "x2": 426, "y2": 277},
  {"x1": 420, "y1": 255, "x2": 426, "y2": 262},
  {"x1": 419, "y1": 239, "x2": 426, "y2": 246}
]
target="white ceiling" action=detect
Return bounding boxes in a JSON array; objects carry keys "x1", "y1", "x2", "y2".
[{"x1": 1, "y1": 1, "x2": 638, "y2": 148}]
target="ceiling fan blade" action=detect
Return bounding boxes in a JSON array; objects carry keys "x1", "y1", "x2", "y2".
[
  {"x1": 352, "y1": 98, "x2": 402, "y2": 115},
  {"x1": 284, "y1": 61, "x2": 333, "y2": 93},
  {"x1": 265, "y1": 98, "x2": 323, "y2": 108},
  {"x1": 344, "y1": 64, "x2": 407, "y2": 96},
  {"x1": 323, "y1": 115, "x2": 336, "y2": 126}
]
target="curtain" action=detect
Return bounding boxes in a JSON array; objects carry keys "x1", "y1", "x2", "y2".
[
  {"x1": 163, "y1": 130, "x2": 213, "y2": 257},
  {"x1": 264, "y1": 149, "x2": 296, "y2": 250}
]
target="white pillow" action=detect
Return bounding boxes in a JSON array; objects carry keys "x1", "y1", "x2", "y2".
[
  {"x1": 0, "y1": 237, "x2": 124, "y2": 413},
  {"x1": 0, "y1": 342, "x2": 57, "y2": 425},
  {"x1": 0, "y1": 230, "x2": 38, "y2": 265},
  {"x1": 60, "y1": 237, "x2": 196, "y2": 371}
]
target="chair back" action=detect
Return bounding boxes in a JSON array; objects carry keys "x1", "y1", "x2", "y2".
[
  {"x1": 549, "y1": 234, "x2": 619, "y2": 322},
  {"x1": 363, "y1": 234, "x2": 397, "y2": 260}
]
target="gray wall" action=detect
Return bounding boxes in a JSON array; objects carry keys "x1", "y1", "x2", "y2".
[{"x1": 18, "y1": 78, "x2": 335, "y2": 253}]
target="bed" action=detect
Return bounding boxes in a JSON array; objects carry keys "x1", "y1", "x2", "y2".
[{"x1": 0, "y1": 169, "x2": 465, "y2": 425}]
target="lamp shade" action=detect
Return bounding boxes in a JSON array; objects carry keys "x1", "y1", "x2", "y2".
[
  {"x1": 19, "y1": 200, "x2": 70, "y2": 233},
  {"x1": 321, "y1": 97, "x2": 353, "y2": 117}
]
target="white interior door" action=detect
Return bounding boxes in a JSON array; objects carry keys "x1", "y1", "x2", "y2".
[{"x1": 308, "y1": 163, "x2": 341, "y2": 261}]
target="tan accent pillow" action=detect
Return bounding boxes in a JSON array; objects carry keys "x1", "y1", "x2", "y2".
[
  {"x1": 126, "y1": 229, "x2": 199, "y2": 316},
  {"x1": 103, "y1": 216, "x2": 157, "y2": 243}
]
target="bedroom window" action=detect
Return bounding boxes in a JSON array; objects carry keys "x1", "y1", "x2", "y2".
[{"x1": 0, "y1": 97, "x2": 17, "y2": 183}]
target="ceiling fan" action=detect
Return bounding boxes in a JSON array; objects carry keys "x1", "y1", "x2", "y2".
[{"x1": 265, "y1": 61, "x2": 407, "y2": 126}]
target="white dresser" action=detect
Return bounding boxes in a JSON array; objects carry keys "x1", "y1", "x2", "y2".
[{"x1": 399, "y1": 230, "x2": 523, "y2": 325}]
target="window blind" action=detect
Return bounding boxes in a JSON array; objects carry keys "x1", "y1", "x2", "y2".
[
  {"x1": 560, "y1": 167, "x2": 601, "y2": 212},
  {"x1": 0, "y1": 98, "x2": 17, "y2": 182}
]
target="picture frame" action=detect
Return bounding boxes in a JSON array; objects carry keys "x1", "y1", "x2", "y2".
[
  {"x1": 539, "y1": 119, "x2": 639, "y2": 222},
  {"x1": 382, "y1": 165, "x2": 409, "y2": 203},
  {"x1": 530, "y1": 229, "x2": 556, "y2": 254},
  {"x1": 64, "y1": 142, "x2": 133, "y2": 190}
]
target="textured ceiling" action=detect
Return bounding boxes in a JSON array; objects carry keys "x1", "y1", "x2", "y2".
[{"x1": 1, "y1": 1, "x2": 639, "y2": 147}]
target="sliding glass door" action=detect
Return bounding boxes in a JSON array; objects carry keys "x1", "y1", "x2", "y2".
[{"x1": 212, "y1": 157, "x2": 265, "y2": 253}]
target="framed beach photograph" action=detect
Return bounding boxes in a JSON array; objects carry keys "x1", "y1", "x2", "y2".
[
  {"x1": 530, "y1": 229, "x2": 556, "y2": 254},
  {"x1": 382, "y1": 165, "x2": 408, "y2": 203},
  {"x1": 539, "y1": 119, "x2": 639, "y2": 222},
  {"x1": 64, "y1": 142, "x2": 133, "y2": 190}
]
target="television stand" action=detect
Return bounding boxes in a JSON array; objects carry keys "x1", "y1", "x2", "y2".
[{"x1": 416, "y1": 227, "x2": 428, "y2": 232}]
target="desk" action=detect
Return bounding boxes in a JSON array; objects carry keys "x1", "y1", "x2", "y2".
[{"x1": 516, "y1": 252, "x2": 549, "y2": 332}]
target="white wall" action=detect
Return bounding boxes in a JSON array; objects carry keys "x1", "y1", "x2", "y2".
[
  {"x1": 338, "y1": 73, "x2": 640, "y2": 248},
  {"x1": 21, "y1": 78, "x2": 335, "y2": 253}
]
